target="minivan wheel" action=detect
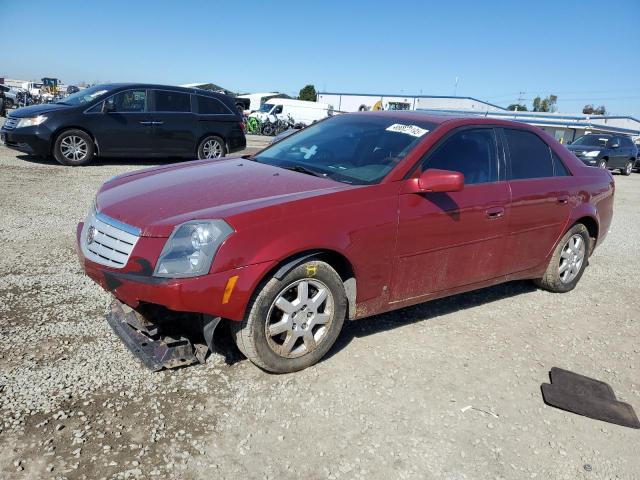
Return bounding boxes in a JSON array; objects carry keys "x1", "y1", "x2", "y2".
[
  {"x1": 534, "y1": 223, "x2": 590, "y2": 293},
  {"x1": 197, "y1": 136, "x2": 226, "y2": 159},
  {"x1": 597, "y1": 159, "x2": 607, "y2": 169},
  {"x1": 232, "y1": 260, "x2": 347, "y2": 373},
  {"x1": 53, "y1": 129, "x2": 95, "y2": 166},
  {"x1": 621, "y1": 160, "x2": 633, "y2": 176}
]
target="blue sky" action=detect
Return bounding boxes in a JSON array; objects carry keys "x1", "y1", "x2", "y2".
[{"x1": 1, "y1": 0, "x2": 639, "y2": 115}]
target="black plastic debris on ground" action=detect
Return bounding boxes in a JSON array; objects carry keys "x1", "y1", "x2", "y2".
[{"x1": 541, "y1": 367, "x2": 640, "y2": 429}]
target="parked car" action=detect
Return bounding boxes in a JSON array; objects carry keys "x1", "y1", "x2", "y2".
[
  {"x1": 0, "y1": 85, "x2": 7, "y2": 117},
  {"x1": 0, "y1": 83, "x2": 246, "y2": 166},
  {"x1": 77, "y1": 112, "x2": 614, "y2": 373},
  {"x1": 250, "y1": 98, "x2": 332, "y2": 126},
  {"x1": 566, "y1": 133, "x2": 638, "y2": 175}
]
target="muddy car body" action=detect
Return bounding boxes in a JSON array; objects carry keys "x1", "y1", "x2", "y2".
[{"x1": 77, "y1": 112, "x2": 615, "y2": 372}]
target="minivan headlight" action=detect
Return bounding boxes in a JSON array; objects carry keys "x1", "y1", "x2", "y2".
[
  {"x1": 154, "y1": 220, "x2": 233, "y2": 278},
  {"x1": 583, "y1": 150, "x2": 600, "y2": 157},
  {"x1": 16, "y1": 115, "x2": 48, "y2": 128}
]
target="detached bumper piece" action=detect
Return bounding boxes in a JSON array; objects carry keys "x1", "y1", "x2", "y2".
[
  {"x1": 542, "y1": 367, "x2": 640, "y2": 429},
  {"x1": 106, "y1": 300, "x2": 201, "y2": 371}
]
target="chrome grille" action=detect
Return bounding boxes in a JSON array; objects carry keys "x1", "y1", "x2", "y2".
[
  {"x1": 3, "y1": 117, "x2": 19, "y2": 130},
  {"x1": 80, "y1": 211, "x2": 140, "y2": 269}
]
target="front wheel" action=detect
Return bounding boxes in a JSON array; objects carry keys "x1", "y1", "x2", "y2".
[
  {"x1": 197, "y1": 136, "x2": 226, "y2": 160},
  {"x1": 534, "y1": 223, "x2": 590, "y2": 293},
  {"x1": 597, "y1": 159, "x2": 608, "y2": 169},
  {"x1": 621, "y1": 160, "x2": 633, "y2": 176},
  {"x1": 53, "y1": 129, "x2": 95, "y2": 166},
  {"x1": 232, "y1": 260, "x2": 347, "y2": 373}
]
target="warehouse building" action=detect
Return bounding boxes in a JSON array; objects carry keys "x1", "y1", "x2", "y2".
[
  {"x1": 317, "y1": 92, "x2": 505, "y2": 113},
  {"x1": 417, "y1": 108, "x2": 640, "y2": 143}
]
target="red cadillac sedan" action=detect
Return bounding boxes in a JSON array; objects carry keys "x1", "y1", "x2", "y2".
[{"x1": 77, "y1": 112, "x2": 614, "y2": 373}]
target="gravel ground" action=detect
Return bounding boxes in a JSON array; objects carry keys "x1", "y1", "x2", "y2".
[{"x1": 0, "y1": 129, "x2": 639, "y2": 480}]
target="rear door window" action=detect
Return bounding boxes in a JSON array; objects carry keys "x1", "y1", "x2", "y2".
[
  {"x1": 420, "y1": 128, "x2": 498, "y2": 185},
  {"x1": 197, "y1": 95, "x2": 229, "y2": 114},
  {"x1": 154, "y1": 90, "x2": 191, "y2": 112},
  {"x1": 504, "y1": 129, "x2": 554, "y2": 180}
]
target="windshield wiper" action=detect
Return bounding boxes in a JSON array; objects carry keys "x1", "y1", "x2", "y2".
[{"x1": 282, "y1": 165, "x2": 326, "y2": 178}]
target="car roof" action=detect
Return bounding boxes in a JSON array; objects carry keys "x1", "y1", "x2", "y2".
[
  {"x1": 348, "y1": 110, "x2": 540, "y2": 130},
  {"x1": 95, "y1": 83, "x2": 230, "y2": 97}
]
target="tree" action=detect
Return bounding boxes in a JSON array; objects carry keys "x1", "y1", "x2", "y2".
[
  {"x1": 298, "y1": 85, "x2": 317, "y2": 102},
  {"x1": 532, "y1": 94, "x2": 558, "y2": 112},
  {"x1": 583, "y1": 104, "x2": 606, "y2": 115},
  {"x1": 507, "y1": 103, "x2": 528, "y2": 112}
]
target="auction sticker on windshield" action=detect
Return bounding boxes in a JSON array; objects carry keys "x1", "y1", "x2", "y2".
[{"x1": 385, "y1": 124, "x2": 429, "y2": 137}]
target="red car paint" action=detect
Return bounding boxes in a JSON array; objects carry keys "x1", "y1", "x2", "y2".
[{"x1": 77, "y1": 113, "x2": 614, "y2": 322}]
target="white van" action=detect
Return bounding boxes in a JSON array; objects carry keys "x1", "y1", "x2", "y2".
[
  {"x1": 237, "y1": 92, "x2": 290, "y2": 112},
  {"x1": 250, "y1": 99, "x2": 333, "y2": 126}
]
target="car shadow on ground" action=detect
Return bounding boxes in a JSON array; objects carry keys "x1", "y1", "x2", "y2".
[
  {"x1": 15, "y1": 154, "x2": 186, "y2": 167},
  {"x1": 216, "y1": 280, "x2": 538, "y2": 370},
  {"x1": 324, "y1": 280, "x2": 538, "y2": 362}
]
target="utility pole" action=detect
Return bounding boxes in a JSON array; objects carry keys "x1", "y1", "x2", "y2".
[
  {"x1": 454, "y1": 77, "x2": 459, "y2": 96},
  {"x1": 515, "y1": 91, "x2": 526, "y2": 111}
]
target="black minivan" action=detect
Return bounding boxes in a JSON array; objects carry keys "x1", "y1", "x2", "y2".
[{"x1": 0, "y1": 83, "x2": 246, "y2": 166}]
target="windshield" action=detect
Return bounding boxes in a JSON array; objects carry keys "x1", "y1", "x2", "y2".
[
  {"x1": 572, "y1": 135, "x2": 611, "y2": 148},
  {"x1": 259, "y1": 103, "x2": 274, "y2": 113},
  {"x1": 57, "y1": 85, "x2": 110, "y2": 106},
  {"x1": 253, "y1": 114, "x2": 435, "y2": 185}
]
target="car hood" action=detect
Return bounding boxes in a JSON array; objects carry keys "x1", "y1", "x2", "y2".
[
  {"x1": 566, "y1": 144, "x2": 602, "y2": 152},
  {"x1": 96, "y1": 158, "x2": 352, "y2": 237},
  {"x1": 9, "y1": 103, "x2": 72, "y2": 118}
]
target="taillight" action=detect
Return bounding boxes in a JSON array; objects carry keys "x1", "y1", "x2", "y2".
[{"x1": 240, "y1": 121, "x2": 246, "y2": 133}]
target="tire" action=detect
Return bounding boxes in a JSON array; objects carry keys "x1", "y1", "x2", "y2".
[
  {"x1": 534, "y1": 223, "x2": 590, "y2": 293},
  {"x1": 597, "y1": 158, "x2": 607, "y2": 169},
  {"x1": 53, "y1": 129, "x2": 95, "y2": 166},
  {"x1": 621, "y1": 160, "x2": 633, "y2": 176},
  {"x1": 197, "y1": 135, "x2": 226, "y2": 160},
  {"x1": 232, "y1": 260, "x2": 347, "y2": 373}
]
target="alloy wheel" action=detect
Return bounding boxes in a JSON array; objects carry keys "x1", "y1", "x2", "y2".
[
  {"x1": 265, "y1": 279, "x2": 334, "y2": 358},
  {"x1": 558, "y1": 234, "x2": 585, "y2": 284},
  {"x1": 625, "y1": 162, "x2": 633, "y2": 175},
  {"x1": 60, "y1": 135, "x2": 88, "y2": 162},
  {"x1": 202, "y1": 139, "x2": 223, "y2": 158}
]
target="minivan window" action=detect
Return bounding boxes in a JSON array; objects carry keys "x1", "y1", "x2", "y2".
[
  {"x1": 105, "y1": 90, "x2": 147, "y2": 113},
  {"x1": 197, "y1": 95, "x2": 229, "y2": 114},
  {"x1": 421, "y1": 128, "x2": 498, "y2": 185},
  {"x1": 504, "y1": 129, "x2": 554, "y2": 180},
  {"x1": 58, "y1": 85, "x2": 109, "y2": 106},
  {"x1": 154, "y1": 90, "x2": 191, "y2": 112},
  {"x1": 273, "y1": 105, "x2": 283, "y2": 114},
  {"x1": 259, "y1": 103, "x2": 273, "y2": 113}
]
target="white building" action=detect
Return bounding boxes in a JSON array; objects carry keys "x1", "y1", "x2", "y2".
[{"x1": 317, "y1": 92, "x2": 506, "y2": 113}]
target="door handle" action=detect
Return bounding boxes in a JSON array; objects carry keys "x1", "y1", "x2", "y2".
[
  {"x1": 557, "y1": 195, "x2": 569, "y2": 204},
  {"x1": 152, "y1": 121, "x2": 164, "y2": 126},
  {"x1": 485, "y1": 207, "x2": 505, "y2": 219},
  {"x1": 139, "y1": 121, "x2": 153, "y2": 126}
]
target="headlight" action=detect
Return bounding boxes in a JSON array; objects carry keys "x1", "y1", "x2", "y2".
[
  {"x1": 154, "y1": 220, "x2": 233, "y2": 278},
  {"x1": 16, "y1": 115, "x2": 48, "y2": 128},
  {"x1": 583, "y1": 150, "x2": 600, "y2": 157}
]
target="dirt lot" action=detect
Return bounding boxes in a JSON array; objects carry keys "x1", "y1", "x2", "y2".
[{"x1": 0, "y1": 130, "x2": 639, "y2": 480}]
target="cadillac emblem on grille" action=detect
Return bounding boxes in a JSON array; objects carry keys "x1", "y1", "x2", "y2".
[{"x1": 87, "y1": 226, "x2": 95, "y2": 245}]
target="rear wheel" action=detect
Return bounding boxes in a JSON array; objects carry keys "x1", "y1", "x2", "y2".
[
  {"x1": 232, "y1": 260, "x2": 347, "y2": 373},
  {"x1": 597, "y1": 158, "x2": 607, "y2": 169},
  {"x1": 621, "y1": 160, "x2": 633, "y2": 176},
  {"x1": 534, "y1": 223, "x2": 590, "y2": 293},
  {"x1": 53, "y1": 129, "x2": 95, "y2": 166},
  {"x1": 197, "y1": 136, "x2": 226, "y2": 160}
]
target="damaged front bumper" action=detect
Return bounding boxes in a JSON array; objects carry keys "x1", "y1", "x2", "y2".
[{"x1": 106, "y1": 299, "x2": 221, "y2": 371}]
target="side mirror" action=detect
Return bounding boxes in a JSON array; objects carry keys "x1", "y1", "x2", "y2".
[
  {"x1": 402, "y1": 169, "x2": 464, "y2": 194},
  {"x1": 610, "y1": 142, "x2": 620, "y2": 149}
]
